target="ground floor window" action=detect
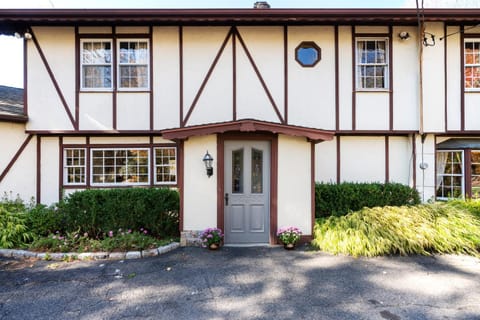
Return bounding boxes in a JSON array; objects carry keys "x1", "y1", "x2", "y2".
[
  {"x1": 63, "y1": 144, "x2": 177, "y2": 187},
  {"x1": 436, "y1": 148, "x2": 480, "y2": 199}
]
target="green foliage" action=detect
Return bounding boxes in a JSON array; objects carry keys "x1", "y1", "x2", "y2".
[
  {"x1": 312, "y1": 203, "x2": 480, "y2": 257},
  {"x1": 315, "y1": 182, "x2": 420, "y2": 217},
  {"x1": 0, "y1": 203, "x2": 32, "y2": 249},
  {"x1": 56, "y1": 188, "x2": 179, "y2": 238},
  {"x1": 100, "y1": 229, "x2": 165, "y2": 252},
  {"x1": 26, "y1": 204, "x2": 64, "y2": 237}
]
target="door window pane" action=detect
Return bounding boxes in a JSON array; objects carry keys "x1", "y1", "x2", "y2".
[
  {"x1": 232, "y1": 149, "x2": 244, "y2": 194},
  {"x1": 436, "y1": 150, "x2": 464, "y2": 199},
  {"x1": 251, "y1": 148, "x2": 263, "y2": 194}
]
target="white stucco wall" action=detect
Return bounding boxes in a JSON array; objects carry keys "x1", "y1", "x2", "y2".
[
  {"x1": 277, "y1": 135, "x2": 312, "y2": 236},
  {"x1": 356, "y1": 92, "x2": 390, "y2": 130},
  {"x1": 153, "y1": 27, "x2": 180, "y2": 130},
  {"x1": 288, "y1": 26, "x2": 335, "y2": 130},
  {"x1": 340, "y1": 136, "x2": 385, "y2": 182},
  {"x1": 446, "y1": 26, "x2": 462, "y2": 131},
  {"x1": 338, "y1": 26, "x2": 353, "y2": 130},
  {"x1": 40, "y1": 137, "x2": 60, "y2": 204},
  {"x1": 315, "y1": 137, "x2": 337, "y2": 183},
  {"x1": 116, "y1": 93, "x2": 150, "y2": 130},
  {"x1": 388, "y1": 136, "x2": 413, "y2": 185},
  {"x1": 183, "y1": 135, "x2": 218, "y2": 230},
  {"x1": 415, "y1": 134, "x2": 436, "y2": 202},
  {"x1": 79, "y1": 93, "x2": 113, "y2": 130},
  {"x1": 465, "y1": 94, "x2": 480, "y2": 130}
]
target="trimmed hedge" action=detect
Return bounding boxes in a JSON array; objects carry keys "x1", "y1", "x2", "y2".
[
  {"x1": 57, "y1": 188, "x2": 179, "y2": 238},
  {"x1": 315, "y1": 182, "x2": 420, "y2": 218}
]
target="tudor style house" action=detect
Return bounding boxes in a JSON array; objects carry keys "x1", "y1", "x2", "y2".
[{"x1": 1, "y1": 8, "x2": 480, "y2": 245}]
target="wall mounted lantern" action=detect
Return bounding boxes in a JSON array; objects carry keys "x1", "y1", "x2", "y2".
[
  {"x1": 398, "y1": 31, "x2": 410, "y2": 40},
  {"x1": 14, "y1": 31, "x2": 32, "y2": 40},
  {"x1": 203, "y1": 151, "x2": 214, "y2": 177}
]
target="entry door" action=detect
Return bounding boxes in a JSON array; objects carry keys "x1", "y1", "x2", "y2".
[{"x1": 224, "y1": 140, "x2": 270, "y2": 244}]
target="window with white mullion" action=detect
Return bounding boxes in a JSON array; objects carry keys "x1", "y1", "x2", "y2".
[
  {"x1": 64, "y1": 148, "x2": 86, "y2": 185},
  {"x1": 356, "y1": 38, "x2": 389, "y2": 90},
  {"x1": 118, "y1": 39, "x2": 149, "y2": 90},
  {"x1": 154, "y1": 147, "x2": 177, "y2": 185},
  {"x1": 436, "y1": 150, "x2": 464, "y2": 200},
  {"x1": 80, "y1": 39, "x2": 112, "y2": 90},
  {"x1": 464, "y1": 39, "x2": 480, "y2": 90}
]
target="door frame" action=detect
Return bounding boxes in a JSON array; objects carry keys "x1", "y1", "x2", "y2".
[{"x1": 217, "y1": 133, "x2": 278, "y2": 244}]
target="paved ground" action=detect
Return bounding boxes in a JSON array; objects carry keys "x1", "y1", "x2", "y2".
[{"x1": 1, "y1": 246, "x2": 479, "y2": 320}]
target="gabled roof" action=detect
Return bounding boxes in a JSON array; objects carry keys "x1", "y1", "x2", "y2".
[
  {"x1": 161, "y1": 119, "x2": 334, "y2": 143},
  {"x1": 1, "y1": 8, "x2": 480, "y2": 34},
  {"x1": 0, "y1": 85, "x2": 27, "y2": 123}
]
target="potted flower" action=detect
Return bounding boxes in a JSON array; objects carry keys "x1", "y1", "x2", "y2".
[
  {"x1": 200, "y1": 227, "x2": 224, "y2": 250},
  {"x1": 277, "y1": 226, "x2": 302, "y2": 250}
]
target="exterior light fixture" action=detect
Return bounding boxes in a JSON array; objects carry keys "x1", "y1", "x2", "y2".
[
  {"x1": 24, "y1": 32, "x2": 32, "y2": 40},
  {"x1": 14, "y1": 31, "x2": 32, "y2": 40},
  {"x1": 203, "y1": 151, "x2": 214, "y2": 177},
  {"x1": 398, "y1": 31, "x2": 410, "y2": 40}
]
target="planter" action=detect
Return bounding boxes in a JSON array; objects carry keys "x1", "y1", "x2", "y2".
[
  {"x1": 283, "y1": 243, "x2": 296, "y2": 250},
  {"x1": 208, "y1": 243, "x2": 220, "y2": 250}
]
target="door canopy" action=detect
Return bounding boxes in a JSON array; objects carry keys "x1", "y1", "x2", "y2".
[{"x1": 161, "y1": 119, "x2": 334, "y2": 143}]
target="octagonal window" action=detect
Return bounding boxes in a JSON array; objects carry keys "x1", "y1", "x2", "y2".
[{"x1": 295, "y1": 41, "x2": 321, "y2": 67}]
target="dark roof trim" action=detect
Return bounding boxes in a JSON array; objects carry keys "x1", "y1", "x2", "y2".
[
  {"x1": 437, "y1": 138, "x2": 480, "y2": 149},
  {"x1": 161, "y1": 119, "x2": 334, "y2": 143},
  {"x1": 0, "y1": 114, "x2": 28, "y2": 123},
  {"x1": 1, "y1": 8, "x2": 480, "y2": 32}
]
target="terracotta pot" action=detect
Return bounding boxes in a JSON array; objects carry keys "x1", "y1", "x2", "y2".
[
  {"x1": 209, "y1": 243, "x2": 219, "y2": 250},
  {"x1": 284, "y1": 243, "x2": 295, "y2": 250}
]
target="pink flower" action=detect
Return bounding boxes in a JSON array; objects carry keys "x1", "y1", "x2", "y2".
[{"x1": 108, "y1": 231, "x2": 114, "y2": 238}]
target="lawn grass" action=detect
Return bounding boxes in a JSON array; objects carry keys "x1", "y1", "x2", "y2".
[{"x1": 312, "y1": 202, "x2": 480, "y2": 257}]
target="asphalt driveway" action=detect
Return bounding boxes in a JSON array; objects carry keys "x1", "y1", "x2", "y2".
[{"x1": 1, "y1": 246, "x2": 479, "y2": 320}]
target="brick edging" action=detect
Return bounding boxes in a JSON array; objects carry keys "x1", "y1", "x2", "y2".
[{"x1": 0, "y1": 242, "x2": 180, "y2": 261}]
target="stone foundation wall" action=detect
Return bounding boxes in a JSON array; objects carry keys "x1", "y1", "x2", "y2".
[{"x1": 180, "y1": 230, "x2": 204, "y2": 247}]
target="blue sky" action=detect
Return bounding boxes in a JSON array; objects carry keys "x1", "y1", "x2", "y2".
[{"x1": 0, "y1": 0, "x2": 478, "y2": 87}]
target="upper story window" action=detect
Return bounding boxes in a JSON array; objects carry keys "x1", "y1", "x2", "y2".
[
  {"x1": 118, "y1": 40, "x2": 149, "y2": 90},
  {"x1": 81, "y1": 40, "x2": 112, "y2": 90},
  {"x1": 356, "y1": 38, "x2": 389, "y2": 90},
  {"x1": 295, "y1": 41, "x2": 321, "y2": 67},
  {"x1": 465, "y1": 39, "x2": 480, "y2": 90},
  {"x1": 80, "y1": 38, "x2": 149, "y2": 91}
]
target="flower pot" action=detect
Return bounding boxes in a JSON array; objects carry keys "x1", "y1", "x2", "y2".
[
  {"x1": 284, "y1": 243, "x2": 295, "y2": 250},
  {"x1": 208, "y1": 243, "x2": 219, "y2": 250}
]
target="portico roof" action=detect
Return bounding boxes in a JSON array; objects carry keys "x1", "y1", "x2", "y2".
[{"x1": 161, "y1": 119, "x2": 334, "y2": 143}]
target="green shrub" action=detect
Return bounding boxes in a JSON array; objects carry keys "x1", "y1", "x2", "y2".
[
  {"x1": 312, "y1": 203, "x2": 480, "y2": 257},
  {"x1": 57, "y1": 188, "x2": 179, "y2": 238},
  {"x1": 315, "y1": 182, "x2": 420, "y2": 217},
  {"x1": 0, "y1": 205, "x2": 32, "y2": 249},
  {"x1": 26, "y1": 204, "x2": 64, "y2": 237}
]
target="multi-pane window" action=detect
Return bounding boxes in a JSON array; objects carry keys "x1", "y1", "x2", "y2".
[
  {"x1": 91, "y1": 148, "x2": 149, "y2": 186},
  {"x1": 154, "y1": 147, "x2": 177, "y2": 184},
  {"x1": 465, "y1": 40, "x2": 480, "y2": 90},
  {"x1": 81, "y1": 40, "x2": 112, "y2": 89},
  {"x1": 64, "y1": 148, "x2": 86, "y2": 185},
  {"x1": 118, "y1": 40, "x2": 149, "y2": 89},
  {"x1": 356, "y1": 38, "x2": 389, "y2": 89},
  {"x1": 436, "y1": 150, "x2": 464, "y2": 199}
]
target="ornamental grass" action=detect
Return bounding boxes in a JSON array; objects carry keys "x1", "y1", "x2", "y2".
[{"x1": 312, "y1": 203, "x2": 480, "y2": 257}]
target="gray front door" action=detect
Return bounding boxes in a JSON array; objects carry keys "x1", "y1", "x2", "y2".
[{"x1": 224, "y1": 140, "x2": 270, "y2": 244}]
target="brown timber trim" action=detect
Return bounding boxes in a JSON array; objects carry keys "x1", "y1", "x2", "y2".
[
  {"x1": 59, "y1": 136, "x2": 63, "y2": 201},
  {"x1": 216, "y1": 135, "x2": 224, "y2": 231},
  {"x1": 178, "y1": 140, "x2": 184, "y2": 231},
  {"x1": 335, "y1": 25, "x2": 339, "y2": 131},
  {"x1": 183, "y1": 27, "x2": 233, "y2": 126},
  {"x1": 0, "y1": 115, "x2": 28, "y2": 123},
  {"x1": 336, "y1": 136, "x2": 341, "y2": 184},
  {"x1": 112, "y1": 29, "x2": 118, "y2": 130},
  {"x1": 30, "y1": 28, "x2": 76, "y2": 129},
  {"x1": 86, "y1": 136, "x2": 91, "y2": 188},
  {"x1": 388, "y1": 26, "x2": 393, "y2": 131},
  {"x1": 232, "y1": 29, "x2": 237, "y2": 121},
  {"x1": 310, "y1": 142, "x2": 315, "y2": 238},
  {"x1": 75, "y1": 26, "x2": 80, "y2": 130},
  {"x1": 465, "y1": 148, "x2": 472, "y2": 198},
  {"x1": 234, "y1": 27, "x2": 285, "y2": 124},
  {"x1": 444, "y1": 23, "x2": 448, "y2": 132},
  {"x1": 461, "y1": 25, "x2": 465, "y2": 131},
  {"x1": 351, "y1": 26, "x2": 356, "y2": 131},
  {"x1": 36, "y1": 135, "x2": 41, "y2": 204},
  {"x1": 412, "y1": 134, "x2": 417, "y2": 189},
  {"x1": 23, "y1": 33, "x2": 28, "y2": 117},
  {"x1": 385, "y1": 136, "x2": 390, "y2": 183},
  {"x1": 179, "y1": 26, "x2": 184, "y2": 127},
  {"x1": 149, "y1": 25, "x2": 154, "y2": 131},
  {"x1": 0, "y1": 134, "x2": 34, "y2": 183},
  {"x1": 284, "y1": 25, "x2": 288, "y2": 124}
]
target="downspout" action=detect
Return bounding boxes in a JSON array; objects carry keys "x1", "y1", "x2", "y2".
[{"x1": 416, "y1": 0, "x2": 426, "y2": 202}]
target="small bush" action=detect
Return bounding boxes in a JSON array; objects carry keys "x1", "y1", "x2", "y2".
[
  {"x1": 312, "y1": 203, "x2": 480, "y2": 257},
  {"x1": 0, "y1": 204, "x2": 32, "y2": 249},
  {"x1": 26, "y1": 204, "x2": 64, "y2": 237},
  {"x1": 315, "y1": 182, "x2": 420, "y2": 217},
  {"x1": 57, "y1": 188, "x2": 179, "y2": 238}
]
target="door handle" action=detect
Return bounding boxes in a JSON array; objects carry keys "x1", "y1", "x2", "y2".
[{"x1": 225, "y1": 193, "x2": 229, "y2": 206}]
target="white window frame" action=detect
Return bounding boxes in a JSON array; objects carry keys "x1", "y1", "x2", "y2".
[
  {"x1": 154, "y1": 147, "x2": 177, "y2": 185},
  {"x1": 64, "y1": 148, "x2": 87, "y2": 186},
  {"x1": 464, "y1": 39, "x2": 480, "y2": 91},
  {"x1": 436, "y1": 150, "x2": 465, "y2": 200},
  {"x1": 80, "y1": 39, "x2": 113, "y2": 91},
  {"x1": 355, "y1": 37, "x2": 389, "y2": 91},
  {"x1": 117, "y1": 39, "x2": 150, "y2": 91},
  {"x1": 90, "y1": 148, "x2": 150, "y2": 186}
]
